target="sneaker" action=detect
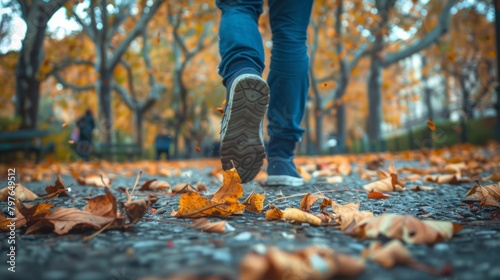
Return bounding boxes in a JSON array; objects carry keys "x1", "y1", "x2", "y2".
[
  {"x1": 220, "y1": 74, "x2": 270, "y2": 183},
  {"x1": 266, "y1": 156, "x2": 304, "y2": 186}
]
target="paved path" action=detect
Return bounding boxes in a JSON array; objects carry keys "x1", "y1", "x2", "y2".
[{"x1": 1, "y1": 159, "x2": 500, "y2": 280}]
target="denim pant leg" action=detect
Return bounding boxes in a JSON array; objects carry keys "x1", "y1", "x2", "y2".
[
  {"x1": 267, "y1": 0, "x2": 313, "y2": 143},
  {"x1": 216, "y1": 0, "x2": 265, "y2": 86}
]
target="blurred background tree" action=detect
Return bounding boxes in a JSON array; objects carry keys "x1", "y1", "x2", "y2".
[{"x1": 0, "y1": 0, "x2": 497, "y2": 159}]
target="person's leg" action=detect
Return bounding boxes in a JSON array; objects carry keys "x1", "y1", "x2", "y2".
[
  {"x1": 266, "y1": 0, "x2": 313, "y2": 186},
  {"x1": 217, "y1": 0, "x2": 270, "y2": 183},
  {"x1": 165, "y1": 149, "x2": 170, "y2": 161},
  {"x1": 155, "y1": 149, "x2": 161, "y2": 161},
  {"x1": 217, "y1": 0, "x2": 265, "y2": 86}
]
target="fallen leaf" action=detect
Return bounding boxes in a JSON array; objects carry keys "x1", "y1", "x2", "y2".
[
  {"x1": 427, "y1": 119, "x2": 436, "y2": 131},
  {"x1": 299, "y1": 193, "x2": 321, "y2": 212},
  {"x1": 483, "y1": 173, "x2": 500, "y2": 182},
  {"x1": 62, "y1": 123, "x2": 68, "y2": 128},
  {"x1": 26, "y1": 208, "x2": 115, "y2": 235},
  {"x1": 265, "y1": 205, "x2": 284, "y2": 220},
  {"x1": 367, "y1": 191, "x2": 391, "y2": 199},
  {"x1": 347, "y1": 214, "x2": 462, "y2": 244},
  {"x1": 363, "y1": 174, "x2": 405, "y2": 192},
  {"x1": 297, "y1": 167, "x2": 312, "y2": 182},
  {"x1": 140, "y1": 179, "x2": 171, "y2": 191},
  {"x1": 338, "y1": 211, "x2": 374, "y2": 232},
  {"x1": 190, "y1": 218, "x2": 233, "y2": 233},
  {"x1": 463, "y1": 182, "x2": 500, "y2": 209},
  {"x1": 120, "y1": 189, "x2": 156, "y2": 225},
  {"x1": 282, "y1": 208, "x2": 322, "y2": 226},
  {"x1": 0, "y1": 183, "x2": 39, "y2": 202},
  {"x1": 196, "y1": 183, "x2": 208, "y2": 193},
  {"x1": 172, "y1": 183, "x2": 196, "y2": 193},
  {"x1": 76, "y1": 174, "x2": 112, "y2": 187},
  {"x1": 212, "y1": 168, "x2": 244, "y2": 204},
  {"x1": 45, "y1": 174, "x2": 70, "y2": 198},
  {"x1": 240, "y1": 245, "x2": 366, "y2": 280},
  {"x1": 331, "y1": 201, "x2": 360, "y2": 216},
  {"x1": 243, "y1": 192, "x2": 266, "y2": 214},
  {"x1": 173, "y1": 192, "x2": 242, "y2": 218},
  {"x1": 409, "y1": 185, "x2": 434, "y2": 191},
  {"x1": 83, "y1": 187, "x2": 118, "y2": 218},
  {"x1": 424, "y1": 174, "x2": 471, "y2": 184}
]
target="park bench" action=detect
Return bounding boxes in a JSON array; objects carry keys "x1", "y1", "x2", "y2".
[
  {"x1": 93, "y1": 143, "x2": 142, "y2": 161},
  {"x1": 0, "y1": 129, "x2": 55, "y2": 163}
]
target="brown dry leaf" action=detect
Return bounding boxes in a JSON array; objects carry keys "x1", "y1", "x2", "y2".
[
  {"x1": 463, "y1": 182, "x2": 500, "y2": 209},
  {"x1": 83, "y1": 187, "x2": 117, "y2": 218},
  {"x1": 424, "y1": 174, "x2": 471, "y2": 184},
  {"x1": 174, "y1": 169, "x2": 246, "y2": 218},
  {"x1": 190, "y1": 218, "x2": 231, "y2": 234},
  {"x1": 196, "y1": 183, "x2": 208, "y2": 193},
  {"x1": 45, "y1": 174, "x2": 69, "y2": 198},
  {"x1": 282, "y1": 208, "x2": 322, "y2": 226},
  {"x1": 316, "y1": 212, "x2": 334, "y2": 224},
  {"x1": 427, "y1": 119, "x2": 436, "y2": 131},
  {"x1": 363, "y1": 174, "x2": 405, "y2": 192},
  {"x1": 76, "y1": 174, "x2": 112, "y2": 187},
  {"x1": 347, "y1": 214, "x2": 462, "y2": 245},
  {"x1": 402, "y1": 174, "x2": 422, "y2": 182},
  {"x1": 297, "y1": 167, "x2": 312, "y2": 182},
  {"x1": 172, "y1": 183, "x2": 197, "y2": 193},
  {"x1": 265, "y1": 205, "x2": 284, "y2": 220},
  {"x1": 299, "y1": 193, "x2": 321, "y2": 212},
  {"x1": 409, "y1": 185, "x2": 434, "y2": 191},
  {"x1": 140, "y1": 179, "x2": 171, "y2": 191},
  {"x1": 0, "y1": 203, "x2": 27, "y2": 231},
  {"x1": 212, "y1": 168, "x2": 244, "y2": 203},
  {"x1": 399, "y1": 167, "x2": 429, "y2": 175},
  {"x1": 443, "y1": 162, "x2": 467, "y2": 174},
  {"x1": 362, "y1": 240, "x2": 413, "y2": 268},
  {"x1": 239, "y1": 245, "x2": 366, "y2": 280},
  {"x1": 242, "y1": 192, "x2": 266, "y2": 214},
  {"x1": 338, "y1": 163, "x2": 352, "y2": 176},
  {"x1": 26, "y1": 208, "x2": 115, "y2": 235},
  {"x1": 0, "y1": 183, "x2": 39, "y2": 202},
  {"x1": 363, "y1": 240, "x2": 452, "y2": 276},
  {"x1": 120, "y1": 190, "x2": 156, "y2": 225},
  {"x1": 319, "y1": 198, "x2": 333, "y2": 211},
  {"x1": 339, "y1": 211, "x2": 374, "y2": 232},
  {"x1": 483, "y1": 173, "x2": 500, "y2": 182},
  {"x1": 174, "y1": 192, "x2": 244, "y2": 218},
  {"x1": 359, "y1": 169, "x2": 374, "y2": 181},
  {"x1": 18, "y1": 202, "x2": 53, "y2": 224},
  {"x1": 368, "y1": 191, "x2": 391, "y2": 199},
  {"x1": 331, "y1": 201, "x2": 360, "y2": 216}
]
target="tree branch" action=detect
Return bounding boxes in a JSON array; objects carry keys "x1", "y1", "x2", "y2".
[
  {"x1": 383, "y1": 0, "x2": 456, "y2": 66},
  {"x1": 52, "y1": 72, "x2": 94, "y2": 92},
  {"x1": 72, "y1": 12, "x2": 96, "y2": 42},
  {"x1": 108, "y1": 0, "x2": 163, "y2": 71},
  {"x1": 112, "y1": 81, "x2": 136, "y2": 109}
]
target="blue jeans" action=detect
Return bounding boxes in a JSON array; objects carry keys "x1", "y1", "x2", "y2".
[{"x1": 216, "y1": 0, "x2": 313, "y2": 143}]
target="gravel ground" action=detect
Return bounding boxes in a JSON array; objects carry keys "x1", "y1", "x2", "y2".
[{"x1": 1, "y1": 160, "x2": 500, "y2": 280}]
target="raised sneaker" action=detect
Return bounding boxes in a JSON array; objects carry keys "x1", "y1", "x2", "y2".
[{"x1": 220, "y1": 74, "x2": 270, "y2": 183}]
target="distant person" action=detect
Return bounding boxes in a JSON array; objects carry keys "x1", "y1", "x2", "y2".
[
  {"x1": 155, "y1": 128, "x2": 172, "y2": 160},
  {"x1": 76, "y1": 109, "x2": 95, "y2": 161}
]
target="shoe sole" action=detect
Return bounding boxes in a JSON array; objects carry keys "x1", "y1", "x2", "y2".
[
  {"x1": 220, "y1": 74, "x2": 270, "y2": 183},
  {"x1": 266, "y1": 175, "x2": 304, "y2": 187}
]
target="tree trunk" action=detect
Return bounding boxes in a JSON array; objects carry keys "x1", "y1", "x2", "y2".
[
  {"x1": 133, "y1": 109, "x2": 144, "y2": 148},
  {"x1": 495, "y1": 1, "x2": 500, "y2": 141},
  {"x1": 336, "y1": 104, "x2": 346, "y2": 153},
  {"x1": 367, "y1": 55, "x2": 383, "y2": 151},
  {"x1": 15, "y1": 0, "x2": 68, "y2": 128}
]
